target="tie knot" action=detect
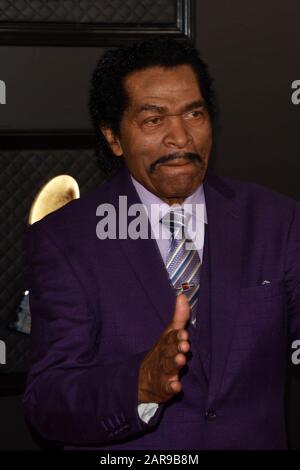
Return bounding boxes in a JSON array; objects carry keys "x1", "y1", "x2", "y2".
[{"x1": 160, "y1": 207, "x2": 189, "y2": 238}]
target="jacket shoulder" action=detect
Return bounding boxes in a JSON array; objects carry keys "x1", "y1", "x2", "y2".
[
  {"x1": 205, "y1": 172, "x2": 299, "y2": 230},
  {"x1": 211, "y1": 173, "x2": 298, "y2": 207}
]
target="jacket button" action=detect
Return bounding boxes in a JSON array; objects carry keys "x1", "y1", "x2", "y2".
[{"x1": 205, "y1": 409, "x2": 217, "y2": 421}]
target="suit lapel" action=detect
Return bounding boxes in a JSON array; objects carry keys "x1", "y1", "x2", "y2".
[
  {"x1": 203, "y1": 173, "x2": 243, "y2": 403},
  {"x1": 118, "y1": 233, "x2": 177, "y2": 328},
  {"x1": 110, "y1": 168, "x2": 177, "y2": 328}
]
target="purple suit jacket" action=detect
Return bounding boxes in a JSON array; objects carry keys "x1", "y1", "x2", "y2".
[{"x1": 23, "y1": 167, "x2": 300, "y2": 450}]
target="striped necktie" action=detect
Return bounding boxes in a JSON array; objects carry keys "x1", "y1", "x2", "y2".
[{"x1": 161, "y1": 207, "x2": 201, "y2": 326}]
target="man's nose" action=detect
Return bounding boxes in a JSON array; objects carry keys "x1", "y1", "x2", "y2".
[{"x1": 163, "y1": 116, "x2": 192, "y2": 148}]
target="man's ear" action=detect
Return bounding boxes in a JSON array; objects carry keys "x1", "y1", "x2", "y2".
[{"x1": 100, "y1": 126, "x2": 123, "y2": 157}]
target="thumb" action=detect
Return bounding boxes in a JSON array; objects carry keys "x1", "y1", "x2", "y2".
[{"x1": 169, "y1": 294, "x2": 190, "y2": 331}]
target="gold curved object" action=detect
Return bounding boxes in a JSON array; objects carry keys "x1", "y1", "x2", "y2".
[{"x1": 28, "y1": 174, "x2": 80, "y2": 225}]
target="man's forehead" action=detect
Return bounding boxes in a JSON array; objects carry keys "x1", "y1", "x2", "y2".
[{"x1": 123, "y1": 64, "x2": 202, "y2": 109}]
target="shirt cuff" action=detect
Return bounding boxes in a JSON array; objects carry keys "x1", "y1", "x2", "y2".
[{"x1": 137, "y1": 402, "x2": 159, "y2": 424}]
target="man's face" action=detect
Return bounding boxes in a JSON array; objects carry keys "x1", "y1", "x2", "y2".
[{"x1": 102, "y1": 64, "x2": 213, "y2": 204}]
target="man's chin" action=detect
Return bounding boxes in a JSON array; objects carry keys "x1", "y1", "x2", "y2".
[
  {"x1": 151, "y1": 171, "x2": 205, "y2": 197},
  {"x1": 152, "y1": 182, "x2": 201, "y2": 203}
]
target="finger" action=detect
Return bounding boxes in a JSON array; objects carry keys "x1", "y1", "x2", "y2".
[
  {"x1": 174, "y1": 352, "x2": 187, "y2": 367},
  {"x1": 162, "y1": 353, "x2": 187, "y2": 374},
  {"x1": 165, "y1": 328, "x2": 189, "y2": 344},
  {"x1": 169, "y1": 294, "x2": 190, "y2": 331},
  {"x1": 163, "y1": 339, "x2": 190, "y2": 358},
  {"x1": 166, "y1": 378, "x2": 182, "y2": 395},
  {"x1": 162, "y1": 355, "x2": 179, "y2": 374},
  {"x1": 177, "y1": 329, "x2": 189, "y2": 341},
  {"x1": 177, "y1": 340, "x2": 190, "y2": 354}
]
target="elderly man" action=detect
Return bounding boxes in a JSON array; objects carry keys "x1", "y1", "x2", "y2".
[{"x1": 23, "y1": 37, "x2": 300, "y2": 450}]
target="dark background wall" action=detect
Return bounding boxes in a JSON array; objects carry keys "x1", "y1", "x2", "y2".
[
  {"x1": 0, "y1": 0, "x2": 300, "y2": 449},
  {"x1": 195, "y1": 0, "x2": 300, "y2": 200}
]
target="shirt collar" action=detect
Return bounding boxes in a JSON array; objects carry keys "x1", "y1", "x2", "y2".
[{"x1": 131, "y1": 175, "x2": 208, "y2": 229}]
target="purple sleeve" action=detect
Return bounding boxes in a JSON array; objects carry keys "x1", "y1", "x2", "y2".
[{"x1": 22, "y1": 222, "x2": 163, "y2": 446}]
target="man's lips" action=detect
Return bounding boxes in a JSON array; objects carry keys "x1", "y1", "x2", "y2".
[{"x1": 158, "y1": 158, "x2": 194, "y2": 168}]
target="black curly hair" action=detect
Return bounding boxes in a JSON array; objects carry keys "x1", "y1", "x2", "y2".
[{"x1": 89, "y1": 37, "x2": 216, "y2": 175}]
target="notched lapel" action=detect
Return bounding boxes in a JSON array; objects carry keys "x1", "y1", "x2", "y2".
[
  {"x1": 118, "y1": 232, "x2": 176, "y2": 328},
  {"x1": 111, "y1": 168, "x2": 176, "y2": 328}
]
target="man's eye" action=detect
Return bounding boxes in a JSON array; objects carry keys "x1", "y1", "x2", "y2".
[
  {"x1": 185, "y1": 110, "x2": 204, "y2": 120},
  {"x1": 144, "y1": 117, "x2": 162, "y2": 126}
]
